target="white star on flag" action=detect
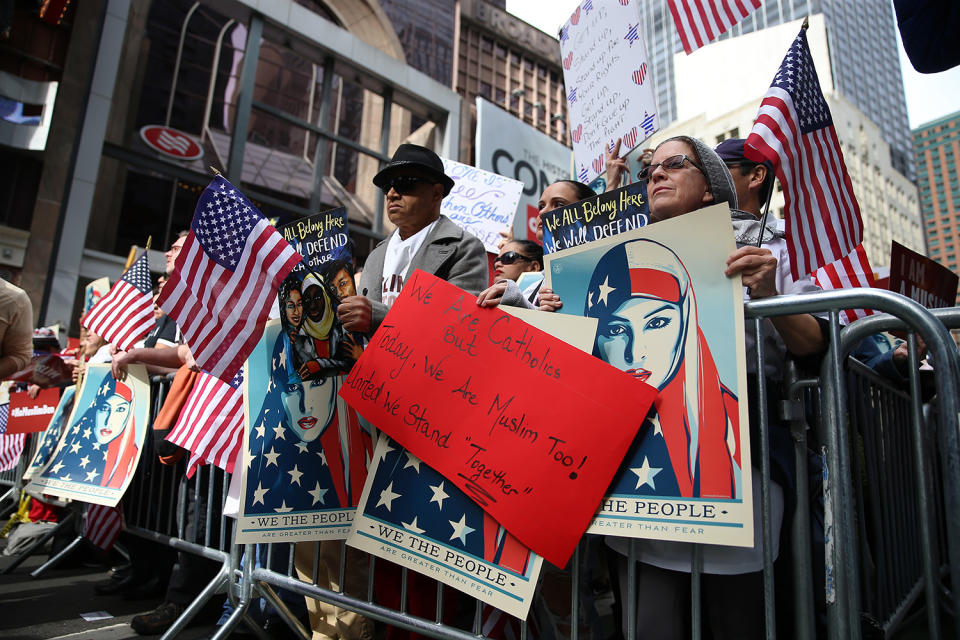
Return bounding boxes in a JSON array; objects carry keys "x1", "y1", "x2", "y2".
[
  {"x1": 429, "y1": 481, "x2": 449, "y2": 510},
  {"x1": 402, "y1": 516, "x2": 426, "y2": 535},
  {"x1": 377, "y1": 481, "x2": 401, "y2": 511},
  {"x1": 448, "y1": 514, "x2": 475, "y2": 545},
  {"x1": 308, "y1": 482, "x2": 327, "y2": 506},
  {"x1": 630, "y1": 457, "x2": 662, "y2": 490}
]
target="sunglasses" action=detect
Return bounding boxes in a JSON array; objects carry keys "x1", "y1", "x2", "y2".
[
  {"x1": 637, "y1": 154, "x2": 704, "y2": 181},
  {"x1": 379, "y1": 175, "x2": 434, "y2": 195},
  {"x1": 495, "y1": 251, "x2": 533, "y2": 265}
]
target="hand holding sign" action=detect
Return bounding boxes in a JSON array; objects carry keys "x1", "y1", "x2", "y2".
[{"x1": 339, "y1": 271, "x2": 656, "y2": 567}]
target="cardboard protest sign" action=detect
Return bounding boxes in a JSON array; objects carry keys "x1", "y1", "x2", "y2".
[
  {"x1": 475, "y1": 98, "x2": 573, "y2": 241},
  {"x1": 27, "y1": 364, "x2": 150, "y2": 506},
  {"x1": 339, "y1": 271, "x2": 656, "y2": 567},
  {"x1": 349, "y1": 435, "x2": 542, "y2": 619},
  {"x1": 440, "y1": 157, "x2": 524, "y2": 253},
  {"x1": 500, "y1": 306, "x2": 597, "y2": 355},
  {"x1": 540, "y1": 182, "x2": 649, "y2": 254},
  {"x1": 889, "y1": 241, "x2": 958, "y2": 308},
  {"x1": 83, "y1": 277, "x2": 111, "y2": 316},
  {"x1": 23, "y1": 386, "x2": 75, "y2": 481},
  {"x1": 278, "y1": 208, "x2": 363, "y2": 382},
  {"x1": 7, "y1": 354, "x2": 74, "y2": 387},
  {"x1": 237, "y1": 321, "x2": 374, "y2": 543},
  {"x1": 560, "y1": 0, "x2": 659, "y2": 184},
  {"x1": 546, "y1": 204, "x2": 753, "y2": 547},
  {"x1": 7, "y1": 388, "x2": 62, "y2": 434}
]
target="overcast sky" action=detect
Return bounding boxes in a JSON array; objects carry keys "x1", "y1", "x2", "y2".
[{"x1": 505, "y1": 0, "x2": 960, "y2": 130}]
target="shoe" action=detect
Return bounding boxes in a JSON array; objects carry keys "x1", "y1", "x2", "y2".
[
  {"x1": 122, "y1": 576, "x2": 165, "y2": 600},
  {"x1": 130, "y1": 601, "x2": 185, "y2": 635}
]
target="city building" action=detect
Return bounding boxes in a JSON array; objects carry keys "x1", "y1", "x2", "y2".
[
  {"x1": 0, "y1": 0, "x2": 460, "y2": 333},
  {"x1": 451, "y1": 0, "x2": 569, "y2": 162},
  {"x1": 639, "y1": 0, "x2": 914, "y2": 180},
  {"x1": 647, "y1": 16, "x2": 924, "y2": 269},
  {"x1": 914, "y1": 111, "x2": 960, "y2": 287}
]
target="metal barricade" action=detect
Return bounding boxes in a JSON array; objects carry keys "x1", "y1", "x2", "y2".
[{"x1": 0, "y1": 432, "x2": 34, "y2": 518}]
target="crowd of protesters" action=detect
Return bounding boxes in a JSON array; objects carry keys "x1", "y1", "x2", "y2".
[{"x1": 0, "y1": 137, "x2": 937, "y2": 640}]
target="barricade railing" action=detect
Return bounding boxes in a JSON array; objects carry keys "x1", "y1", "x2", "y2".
[
  {"x1": 1, "y1": 432, "x2": 34, "y2": 517},
  {"x1": 7, "y1": 289, "x2": 956, "y2": 640}
]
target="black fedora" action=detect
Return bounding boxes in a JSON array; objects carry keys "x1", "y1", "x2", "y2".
[{"x1": 373, "y1": 143, "x2": 455, "y2": 196}]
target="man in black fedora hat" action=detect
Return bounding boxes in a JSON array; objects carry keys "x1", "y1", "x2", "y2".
[{"x1": 337, "y1": 143, "x2": 488, "y2": 335}]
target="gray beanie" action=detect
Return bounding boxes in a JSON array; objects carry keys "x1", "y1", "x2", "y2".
[{"x1": 657, "y1": 136, "x2": 738, "y2": 211}]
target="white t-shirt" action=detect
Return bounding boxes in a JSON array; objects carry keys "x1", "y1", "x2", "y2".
[{"x1": 380, "y1": 220, "x2": 438, "y2": 309}]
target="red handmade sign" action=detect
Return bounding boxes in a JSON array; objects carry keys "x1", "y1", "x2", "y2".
[
  {"x1": 339, "y1": 270, "x2": 656, "y2": 567},
  {"x1": 7, "y1": 388, "x2": 62, "y2": 434},
  {"x1": 889, "y1": 241, "x2": 958, "y2": 309}
]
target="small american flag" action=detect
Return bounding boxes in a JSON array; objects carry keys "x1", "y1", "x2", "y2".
[
  {"x1": 157, "y1": 176, "x2": 301, "y2": 381},
  {"x1": 745, "y1": 26, "x2": 863, "y2": 280},
  {"x1": 813, "y1": 243, "x2": 877, "y2": 325},
  {"x1": 668, "y1": 0, "x2": 763, "y2": 54},
  {"x1": 166, "y1": 369, "x2": 243, "y2": 477},
  {"x1": 83, "y1": 504, "x2": 124, "y2": 551},
  {"x1": 0, "y1": 402, "x2": 26, "y2": 472},
  {"x1": 83, "y1": 254, "x2": 156, "y2": 351}
]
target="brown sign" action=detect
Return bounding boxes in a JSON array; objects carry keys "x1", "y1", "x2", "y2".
[{"x1": 889, "y1": 241, "x2": 958, "y2": 308}]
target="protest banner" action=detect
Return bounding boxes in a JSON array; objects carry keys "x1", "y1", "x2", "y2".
[
  {"x1": 6, "y1": 388, "x2": 62, "y2": 434},
  {"x1": 440, "y1": 157, "x2": 524, "y2": 253},
  {"x1": 540, "y1": 182, "x2": 649, "y2": 254},
  {"x1": 278, "y1": 207, "x2": 363, "y2": 382},
  {"x1": 349, "y1": 436, "x2": 543, "y2": 619},
  {"x1": 475, "y1": 98, "x2": 572, "y2": 240},
  {"x1": 560, "y1": 0, "x2": 659, "y2": 185},
  {"x1": 28, "y1": 364, "x2": 150, "y2": 506},
  {"x1": 339, "y1": 271, "x2": 656, "y2": 567},
  {"x1": 889, "y1": 241, "x2": 958, "y2": 309},
  {"x1": 23, "y1": 386, "x2": 75, "y2": 481},
  {"x1": 546, "y1": 204, "x2": 754, "y2": 547},
  {"x1": 7, "y1": 354, "x2": 74, "y2": 388},
  {"x1": 237, "y1": 320, "x2": 374, "y2": 543}
]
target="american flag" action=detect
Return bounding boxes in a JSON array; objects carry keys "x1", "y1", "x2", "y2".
[
  {"x1": 157, "y1": 176, "x2": 301, "y2": 381},
  {"x1": 83, "y1": 504, "x2": 123, "y2": 550},
  {"x1": 745, "y1": 26, "x2": 863, "y2": 280},
  {"x1": 0, "y1": 402, "x2": 26, "y2": 471},
  {"x1": 668, "y1": 0, "x2": 763, "y2": 54},
  {"x1": 166, "y1": 369, "x2": 244, "y2": 477},
  {"x1": 83, "y1": 253, "x2": 156, "y2": 351},
  {"x1": 813, "y1": 243, "x2": 877, "y2": 325}
]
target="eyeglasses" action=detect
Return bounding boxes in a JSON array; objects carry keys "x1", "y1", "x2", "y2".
[
  {"x1": 637, "y1": 154, "x2": 704, "y2": 181},
  {"x1": 495, "y1": 251, "x2": 533, "y2": 265},
  {"x1": 379, "y1": 175, "x2": 433, "y2": 195}
]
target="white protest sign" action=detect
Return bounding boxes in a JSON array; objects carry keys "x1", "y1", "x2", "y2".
[
  {"x1": 440, "y1": 157, "x2": 524, "y2": 253},
  {"x1": 475, "y1": 97, "x2": 572, "y2": 241},
  {"x1": 559, "y1": 0, "x2": 659, "y2": 185}
]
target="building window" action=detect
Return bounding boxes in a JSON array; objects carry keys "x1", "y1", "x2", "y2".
[
  {"x1": 481, "y1": 37, "x2": 493, "y2": 53},
  {"x1": 495, "y1": 44, "x2": 506, "y2": 59},
  {"x1": 495, "y1": 88, "x2": 506, "y2": 104},
  {"x1": 480, "y1": 82, "x2": 492, "y2": 99}
]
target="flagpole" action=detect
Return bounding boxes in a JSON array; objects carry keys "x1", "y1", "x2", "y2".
[
  {"x1": 755, "y1": 178, "x2": 775, "y2": 248},
  {"x1": 145, "y1": 236, "x2": 152, "y2": 252}
]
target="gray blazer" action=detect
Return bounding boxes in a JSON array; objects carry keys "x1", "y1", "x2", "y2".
[{"x1": 358, "y1": 215, "x2": 489, "y2": 334}]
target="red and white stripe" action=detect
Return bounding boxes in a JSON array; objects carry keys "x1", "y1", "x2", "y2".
[
  {"x1": 814, "y1": 243, "x2": 877, "y2": 325},
  {"x1": 83, "y1": 504, "x2": 124, "y2": 550},
  {"x1": 668, "y1": 0, "x2": 763, "y2": 54},
  {"x1": 158, "y1": 218, "x2": 299, "y2": 381},
  {"x1": 165, "y1": 371, "x2": 243, "y2": 477},
  {"x1": 0, "y1": 433, "x2": 25, "y2": 471},
  {"x1": 749, "y1": 88, "x2": 863, "y2": 280},
  {"x1": 83, "y1": 257, "x2": 156, "y2": 352}
]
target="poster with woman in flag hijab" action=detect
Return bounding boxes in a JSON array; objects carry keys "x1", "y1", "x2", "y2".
[{"x1": 27, "y1": 363, "x2": 150, "y2": 506}]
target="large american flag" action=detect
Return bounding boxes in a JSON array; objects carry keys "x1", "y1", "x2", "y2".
[
  {"x1": 157, "y1": 176, "x2": 301, "y2": 381},
  {"x1": 667, "y1": 0, "x2": 762, "y2": 54},
  {"x1": 83, "y1": 253, "x2": 156, "y2": 351},
  {"x1": 83, "y1": 504, "x2": 124, "y2": 551},
  {"x1": 814, "y1": 243, "x2": 877, "y2": 325},
  {"x1": 165, "y1": 369, "x2": 243, "y2": 477},
  {"x1": 0, "y1": 402, "x2": 26, "y2": 471},
  {"x1": 745, "y1": 26, "x2": 863, "y2": 280}
]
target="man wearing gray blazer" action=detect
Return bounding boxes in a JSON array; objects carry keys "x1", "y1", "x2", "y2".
[{"x1": 338, "y1": 143, "x2": 488, "y2": 335}]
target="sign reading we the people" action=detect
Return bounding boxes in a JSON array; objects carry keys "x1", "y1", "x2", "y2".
[
  {"x1": 27, "y1": 364, "x2": 150, "y2": 507},
  {"x1": 349, "y1": 436, "x2": 543, "y2": 619},
  {"x1": 339, "y1": 271, "x2": 656, "y2": 567},
  {"x1": 23, "y1": 386, "x2": 75, "y2": 481},
  {"x1": 546, "y1": 204, "x2": 754, "y2": 548},
  {"x1": 440, "y1": 157, "x2": 524, "y2": 254},
  {"x1": 560, "y1": 0, "x2": 659, "y2": 185},
  {"x1": 540, "y1": 182, "x2": 649, "y2": 254}
]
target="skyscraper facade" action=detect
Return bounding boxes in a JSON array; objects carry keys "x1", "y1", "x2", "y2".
[
  {"x1": 640, "y1": 0, "x2": 914, "y2": 179},
  {"x1": 914, "y1": 111, "x2": 960, "y2": 285}
]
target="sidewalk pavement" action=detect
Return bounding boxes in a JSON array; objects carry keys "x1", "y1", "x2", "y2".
[{"x1": 0, "y1": 539, "x2": 218, "y2": 640}]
